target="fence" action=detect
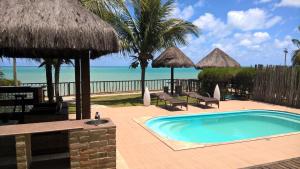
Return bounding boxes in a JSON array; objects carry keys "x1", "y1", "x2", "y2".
[
  {"x1": 21, "y1": 79, "x2": 200, "y2": 97},
  {"x1": 252, "y1": 66, "x2": 300, "y2": 108}
]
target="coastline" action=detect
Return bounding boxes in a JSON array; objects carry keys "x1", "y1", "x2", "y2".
[{"x1": 2, "y1": 66, "x2": 199, "y2": 83}]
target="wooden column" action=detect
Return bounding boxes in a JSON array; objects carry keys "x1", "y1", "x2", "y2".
[
  {"x1": 81, "y1": 56, "x2": 91, "y2": 119},
  {"x1": 75, "y1": 58, "x2": 81, "y2": 120},
  {"x1": 171, "y1": 67, "x2": 174, "y2": 95}
]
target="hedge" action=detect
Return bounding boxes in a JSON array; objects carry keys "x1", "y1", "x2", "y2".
[
  {"x1": 198, "y1": 67, "x2": 256, "y2": 98},
  {"x1": 0, "y1": 79, "x2": 20, "y2": 86}
]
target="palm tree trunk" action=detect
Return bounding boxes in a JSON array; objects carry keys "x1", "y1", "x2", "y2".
[
  {"x1": 13, "y1": 58, "x2": 18, "y2": 86},
  {"x1": 45, "y1": 63, "x2": 54, "y2": 103},
  {"x1": 171, "y1": 67, "x2": 174, "y2": 95},
  {"x1": 54, "y1": 63, "x2": 61, "y2": 102},
  {"x1": 141, "y1": 65, "x2": 146, "y2": 97}
]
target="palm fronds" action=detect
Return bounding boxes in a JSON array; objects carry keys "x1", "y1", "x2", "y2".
[{"x1": 83, "y1": 0, "x2": 200, "y2": 96}]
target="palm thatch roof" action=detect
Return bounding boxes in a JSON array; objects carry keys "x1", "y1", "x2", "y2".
[
  {"x1": 152, "y1": 47, "x2": 194, "y2": 68},
  {"x1": 0, "y1": 0, "x2": 119, "y2": 59},
  {"x1": 196, "y1": 48, "x2": 240, "y2": 68}
]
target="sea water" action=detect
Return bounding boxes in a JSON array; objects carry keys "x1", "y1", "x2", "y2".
[{"x1": 1, "y1": 66, "x2": 199, "y2": 83}]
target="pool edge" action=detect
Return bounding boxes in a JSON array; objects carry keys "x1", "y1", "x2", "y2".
[{"x1": 134, "y1": 109, "x2": 300, "y2": 151}]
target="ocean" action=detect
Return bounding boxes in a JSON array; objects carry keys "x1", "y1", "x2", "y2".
[{"x1": 1, "y1": 66, "x2": 199, "y2": 83}]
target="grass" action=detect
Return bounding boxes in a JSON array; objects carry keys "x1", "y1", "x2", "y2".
[{"x1": 68, "y1": 94, "x2": 197, "y2": 114}]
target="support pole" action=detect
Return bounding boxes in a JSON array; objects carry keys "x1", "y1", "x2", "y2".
[
  {"x1": 75, "y1": 58, "x2": 81, "y2": 120},
  {"x1": 171, "y1": 67, "x2": 174, "y2": 95},
  {"x1": 13, "y1": 58, "x2": 18, "y2": 86},
  {"x1": 81, "y1": 55, "x2": 91, "y2": 119}
]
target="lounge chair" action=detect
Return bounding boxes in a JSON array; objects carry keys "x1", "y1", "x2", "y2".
[
  {"x1": 185, "y1": 92, "x2": 219, "y2": 108},
  {"x1": 151, "y1": 92, "x2": 188, "y2": 110}
]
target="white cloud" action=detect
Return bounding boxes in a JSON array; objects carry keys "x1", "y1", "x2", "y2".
[
  {"x1": 193, "y1": 13, "x2": 231, "y2": 38},
  {"x1": 212, "y1": 43, "x2": 234, "y2": 52},
  {"x1": 274, "y1": 35, "x2": 293, "y2": 48},
  {"x1": 255, "y1": 0, "x2": 272, "y2": 4},
  {"x1": 182, "y1": 32, "x2": 293, "y2": 66},
  {"x1": 265, "y1": 16, "x2": 282, "y2": 28},
  {"x1": 240, "y1": 39, "x2": 253, "y2": 46},
  {"x1": 184, "y1": 7, "x2": 294, "y2": 66},
  {"x1": 253, "y1": 32, "x2": 271, "y2": 43},
  {"x1": 233, "y1": 32, "x2": 270, "y2": 49},
  {"x1": 227, "y1": 8, "x2": 282, "y2": 31},
  {"x1": 172, "y1": 4, "x2": 194, "y2": 20},
  {"x1": 275, "y1": 0, "x2": 300, "y2": 8}
]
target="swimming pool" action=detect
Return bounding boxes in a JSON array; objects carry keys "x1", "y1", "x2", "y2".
[{"x1": 145, "y1": 110, "x2": 300, "y2": 144}]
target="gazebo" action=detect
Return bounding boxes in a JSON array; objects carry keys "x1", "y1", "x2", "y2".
[
  {"x1": 0, "y1": 0, "x2": 120, "y2": 119},
  {"x1": 196, "y1": 48, "x2": 240, "y2": 68},
  {"x1": 152, "y1": 47, "x2": 194, "y2": 95}
]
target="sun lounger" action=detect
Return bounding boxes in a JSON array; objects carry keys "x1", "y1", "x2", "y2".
[
  {"x1": 151, "y1": 92, "x2": 188, "y2": 110},
  {"x1": 185, "y1": 92, "x2": 219, "y2": 108}
]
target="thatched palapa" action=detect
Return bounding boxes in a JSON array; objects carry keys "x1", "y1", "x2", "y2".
[
  {"x1": 0, "y1": 0, "x2": 119, "y2": 59},
  {"x1": 0, "y1": 0, "x2": 120, "y2": 120},
  {"x1": 152, "y1": 47, "x2": 194, "y2": 68},
  {"x1": 196, "y1": 48, "x2": 240, "y2": 68},
  {"x1": 152, "y1": 47, "x2": 194, "y2": 95}
]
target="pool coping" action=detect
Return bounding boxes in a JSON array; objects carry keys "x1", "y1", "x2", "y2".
[{"x1": 133, "y1": 109, "x2": 300, "y2": 151}]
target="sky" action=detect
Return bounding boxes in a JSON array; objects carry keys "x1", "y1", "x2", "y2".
[{"x1": 1, "y1": 0, "x2": 300, "y2": 67}]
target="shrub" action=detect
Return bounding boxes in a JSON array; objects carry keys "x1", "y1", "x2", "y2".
[
  {"x1": 0, "y1": 79, "x2": 20, "y2": 86},
  {"x1": 198, "y1": 68, "x2": 241, "y2": 96},
  {"x1": 198, "y1": 67, "x2": 256, "y2": 98},
  {"x1": 233, "y1": 68, "x2": 256, "y2": 93}
]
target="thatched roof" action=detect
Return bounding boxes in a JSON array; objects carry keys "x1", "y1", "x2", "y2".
[
  {"x1": 0, "y1": 0, "x2": 119, "y2": 59},
  {"x1": 152, "y1": 47, "x2": 194, "y2": 68},
  {"x1": 196, "y1": 48, "x2": 240, "y2": 68}
]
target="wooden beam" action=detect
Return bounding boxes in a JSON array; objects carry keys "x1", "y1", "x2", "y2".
[
  {"x1": 81, "y1": 55, "x2": 91, "y2": 119},
  {"x1": 171, "y1": 67, "x2": 174, "y2": 95},
  {"x1": 75, "y1": 58, "x2": 81, "y2": 120}
]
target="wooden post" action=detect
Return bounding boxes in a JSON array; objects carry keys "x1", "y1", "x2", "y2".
[
  {"x1": 13, "y1": 58, "x2": 18, "y2": 86},
  {"x1": 68, "y1": 82, "x2": 71, "y2": 96},
  {"x1": 171, "y1": 67, "x2": 174, "y2": 95},
  {"x1": 75, "y1": 58, "x2": 81, "y2": 120},
  {"x1": 81, "y1": 55, "x2": 91, "y2": 119}
]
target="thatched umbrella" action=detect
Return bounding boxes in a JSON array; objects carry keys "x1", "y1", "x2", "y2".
[
  {"x1": 152, "y1": 47, "x2": 194, "y2": 95},
  {"x1": 196, "y1": 48, "x2": 240, "y2": 68},
  {"x1": 0, "y1": 0, "x2": 119, "y2": 119}
]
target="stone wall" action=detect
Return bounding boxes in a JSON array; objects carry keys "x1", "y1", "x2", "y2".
[
  {"x1": 2, "y1": 119, "x2": 116, "y2": 169},
  {"x1": 69, "y1": 126, "x2": 116, "y2": 169},
  {"x1": 15, "y1": 134, "x2": 31, "y2": 169}
]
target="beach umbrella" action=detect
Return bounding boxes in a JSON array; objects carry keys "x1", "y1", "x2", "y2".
[
  {"x1": 143, "y1": 87, "x2": 151, "y2": 106},
  {"x1": 0, "y1": 0, "x2": 119, "y2": 119},
  {"x1": 196, "y1": 48, "x2": 240, "y2": 69},
  {"x1": 152, "y1": 47, "x2": 194, "y2": 95},
  {"x1": 213, "y1": 84, "x2": 221, "y2": 101}
]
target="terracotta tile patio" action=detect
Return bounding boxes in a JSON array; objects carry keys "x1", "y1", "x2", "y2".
[{"x1": 70, "y1": 100, "x2": 300, "y2": 169}]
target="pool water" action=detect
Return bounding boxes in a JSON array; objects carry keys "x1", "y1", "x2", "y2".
[{"x1": 145, "y1": 110, "x2": 300, "y2": 144}]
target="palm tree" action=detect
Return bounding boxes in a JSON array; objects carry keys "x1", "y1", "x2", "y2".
[
  {"x1": 81, "y1": 0, "x2": 123, "y2": 19},
  {"x1": 85, "y1": 0, "x2": 199, "y2": 96},
  {"x1": 53, "y1": 59, "x2": 73, "y2": 101},
  {"x1": 39, "y1": 58, "x2": 54, "y2": 103},
  {"x1": 292, "y1": 26, "x2": 300, "y2": 66},
  {"x1": 0, "y1": 68, "x2": 3, "y2": 79},
  {"x1": 39, "y1": 58, "x2": 73, "y2": 102}
]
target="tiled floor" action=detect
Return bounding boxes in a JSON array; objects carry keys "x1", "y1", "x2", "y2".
[
  {"x1": 243, "y1": 157, "x2": 300, "y2": 169},
  {"x1": 70, "y1": 100, "x2": 300, "y2": 169}
]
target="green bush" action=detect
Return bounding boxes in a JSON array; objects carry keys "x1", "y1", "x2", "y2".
[
  {"x1": 0, "y1": 79, "x2": 20, "y2": 86},
  {"x1": 198, "y1": 68, "x2": 241, "y2": 96},
  {"x1": 198, "y1": 67, "x2": 256, "y2": 98},
  {"x1": 233, "y1": 68, "x2": 256, "y2": 93}
]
